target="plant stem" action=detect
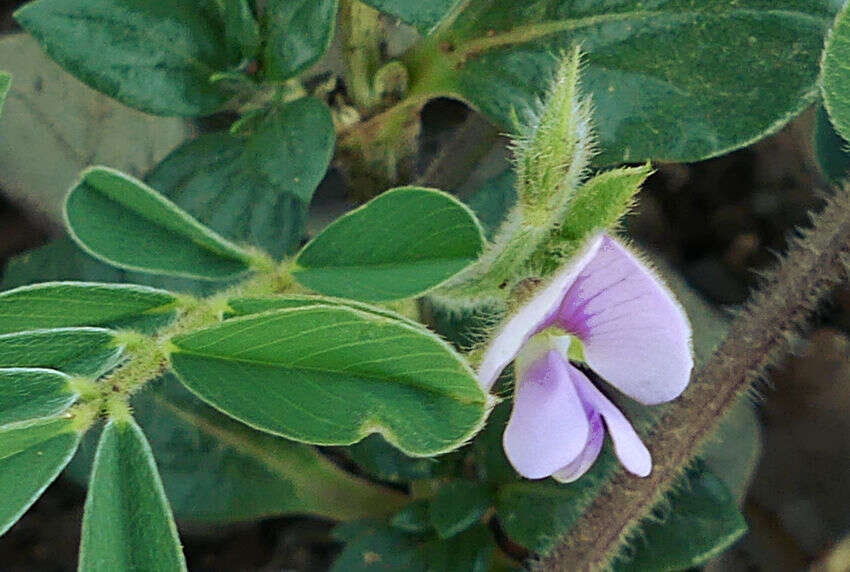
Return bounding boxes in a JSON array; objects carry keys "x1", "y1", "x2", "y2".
[
  {"x1": 340, "y1": 0, "x2": 383, "y2": 112},
  {"x1": 537, "y1": 185, "x2": 850, "y2": 571}
]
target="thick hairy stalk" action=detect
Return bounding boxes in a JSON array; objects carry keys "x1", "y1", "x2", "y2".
[{"x1": 537, "y1": 184, "x2": 850, "y2": 571}]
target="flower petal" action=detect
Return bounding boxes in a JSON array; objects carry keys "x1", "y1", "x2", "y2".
[
  {"x1": 503, "y1": 351, "x2": 590, "y2": 479},
  {"x1": 572, "y1": 369, "x2": 651, "y2": 477},
  {"x1": 555, "y1": 235, "x2": 693, "y2": 404},
  {"x1": 477, "y1": 235, "x2": 604, "y2": 391},
  {"x1": 552, "y1": 407, "x2": 604, "y2": 483}
]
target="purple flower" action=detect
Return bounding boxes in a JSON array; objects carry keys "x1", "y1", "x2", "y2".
[{"x1": 478, "y1": 233, "x2": 693, "y2": 482}]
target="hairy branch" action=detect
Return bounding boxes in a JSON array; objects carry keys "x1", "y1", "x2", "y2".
[{"x1": 538, "y1": 184, "x2": 850, "y2": 571}]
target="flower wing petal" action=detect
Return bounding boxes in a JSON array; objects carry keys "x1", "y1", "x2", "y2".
[
  {"x1": 557, "y1": 235, "x2": 693, "y2": 404},
  {"x1": 552, "y1": 407, "x2": 604, "y2": 483},
  {"x1": 503, "y1": 351, "x2": 590, "y2": 479},
  {"x1": 477, "y1": 235, "x2": 604, "y2": 391},
  {"x1": 572, "y1": 368, "x2": 651, "y2": 477}
]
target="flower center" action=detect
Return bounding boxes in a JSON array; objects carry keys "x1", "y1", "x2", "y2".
[{"x1": 514, "y1": 327, "x2": 586, "y2": 383}]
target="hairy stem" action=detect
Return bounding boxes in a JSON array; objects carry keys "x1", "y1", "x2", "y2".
[{"x1": 538, "y1": 185, "x2": 850, "y2": 571}]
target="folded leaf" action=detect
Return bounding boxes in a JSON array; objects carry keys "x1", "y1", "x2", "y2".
[
  {"x1": 171, "y1": 304, "x2": 490, "y2": 455},
  {"x1": 79, "y1": 418, "x2": 187, "y2": 572},
  {"x1": 15, "y1": 0, "x2": 235, "y2": 115},
  {"x1": 0, "y1": 282, "x2": 176, "y2": 334},
  {"x1": 0, "y1": 328, "x2": 119, "y2": 378},
  {"x1": 293, "y1": 187, "x2": 485, "y2": 301},
  {"x1": 416, "y1": 0, "x2": 833, "y2": 164},
  {"x1": 262, "y1": 0, "x2": 337, "y2": 80},
  {"x1": 0, "y1": 428, "x2": 79, "y2": 536},
  {"x1": 65, "y1": 167, "x2": 255, "y2": 279},
  {"x1": 0, "y1": 368, "x2": 77, "y2": 427}
]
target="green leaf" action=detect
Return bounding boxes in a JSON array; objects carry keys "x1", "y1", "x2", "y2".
[
  {"x1": 0, "y1": 328, "x2": 120, "y2": 376},
  {"x1": 15, "y1": 0, "x2": 235, "y2": 116},
  {"x1": 0, "y1": 281, "x2": 176, "y2": 335},
  {"x1": 0, "y1": 34, "x2": 189, "y2": 226},
  {"x1": 360, "y1": 0, "x2": 461, "y2": 33},
  {"x1": 79, "y1": 418, "x2": 187, "y2": 572},
  {"x1": 332, "y1": 521, "x2": 495, "y2": 571},
  {"x1": 222, "y1": 0, "x2": 260, "y2": 60},
  {"x1": 701, "y1": 399, "x2": 762, "y2": 503},
  {"x1": 0, "y1": 428, "x2": 80, "y2": 536},
  {"x1": 467, "y1": 170, "x2": 517, "y2": 240},
  {"x1": 391, "y1": 500, "x2": 432, "y2": 533},
  {"x1": 815, "y1": 103, "x2": 850, "y2": 184},
  {"x1": 613, "y1": 465, "x2": 747, "y2": 571},
  {"x1": 417, "y1": 0, "x2": 833, "y2": 164},
  {"x1": 293, "y1": 187, "x2": 486, "y2": 301},
  {"x1": 145, "y1": 99, "x2": 334, "y2": 258},
  {"x1": 227, "y1": 294, "x2": 421, "y2": 326},
  {"x1": 262, "y1": 0, "x2": 338, "y2": 80},
  {"x1": 0, "y1": 368, "x2": 77, "y2": 427},
  {"x1": 421, "y1": 524, "x2": 495, "y2": 572},
  {"x1": 429, "y1": 479, "x2": 492, "y2": 538},
  {"x1": 65, "y1": 167, "x2": 256, "y2": 280},
  {"x1": 170, "y1": 304, "x2": 490, "y2": 455},
  {"x1": 346, "y1": 433, "x2": 437, "y2": 484},
  {"x1": 823, "y1": 0, "x2": 850, "y2": 142},
  {"x1": 0, "y1": 416, "x2": 75, "y2": 460},
  {"x1": 80, "y1": 374, "x2": 407, "y2": 522},
  {"x1": 0, "y1": 71, "x2": 10, "y2": 118},
  {"x1": 331, "y1": 521, "x2": 425, "y2": 571}
]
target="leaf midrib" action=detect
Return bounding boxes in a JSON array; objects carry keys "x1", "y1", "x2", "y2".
[
  {"x1": 173, "y1": 348, "x2": 486, "y2": 405},
  {"x1": 455, "y1": 7, "x2": 832, "y2": 57}
]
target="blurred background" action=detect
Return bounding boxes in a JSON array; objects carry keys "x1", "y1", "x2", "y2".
[{"x1": 1, "y1": 0, "x2": 850, "y2": 569}]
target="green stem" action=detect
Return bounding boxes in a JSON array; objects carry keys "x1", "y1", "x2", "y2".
[
  {"x1": 537, "y1": 184, "x2": 850, "y2": 571},
  {"x1": 340, "y1": 0, "x2": 383, "y2": 112}
]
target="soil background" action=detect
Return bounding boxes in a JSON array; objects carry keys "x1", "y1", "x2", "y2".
[{"x1": 2, "y1": 0, "x2": 850, "y2": 569}]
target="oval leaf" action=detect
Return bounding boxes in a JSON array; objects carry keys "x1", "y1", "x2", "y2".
[
  {"x1": 15, "y1": 0, "x2": 235, "y2": 116},
  {"x1": 171, "y1": 305, "x2": 490, "y2": 456},
  {"x1": 0, "y1": 416, "x2": 75, "y2": 461},
  {"x1": 814, "y1": 104, "x2": 850, "y2": 185},
  {"x1": 0, "y1": 328, "x2": 121, "y2": 376},
  {"x1": 0, "y1": 425, "x2": 80, "y2": 536},
  {"x1": 65, "y1": 167, "x2": 255, "y2": 279},
  {"x1": 263, "y1": 0, "x2": 337, "y2": 80},
  {"x1": 424, "y1": 0, "x2": 833, "y2": 164},
  {"x1": 227, "y1": 294, "x2": 420, "y2": 325},
  {"x1": 79, "y1": 418, "x2": 187, "y2": 572},
  {"x1": 293, "y1": 187, "x2": 485, "y2": 301},
  {"x1": 0, "y1": 368, "x2": 76, "y2": 427},
  {"x1": 0, "y1": 281, "x2": 176, "y2": 334},
  {"x1": 823, "y1": 1, "x2": 850, "y2": 142}
]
